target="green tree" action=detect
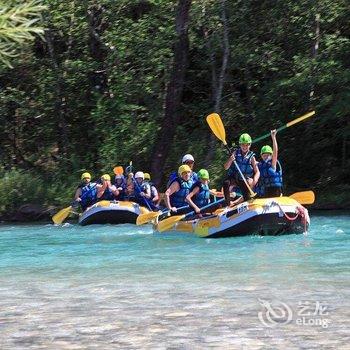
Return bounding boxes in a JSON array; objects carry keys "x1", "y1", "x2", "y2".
[
  {"x1": 0, "y1": 0, "x2": 45, "y2": 67},
  {"x1": 0, "y1": 0, "x2": 349, "y2": 216}
]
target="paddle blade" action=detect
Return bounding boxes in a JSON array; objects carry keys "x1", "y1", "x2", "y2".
[
  {"x1": 136, "y1": 211, "x2": 162, "y2": 225},
  {"x1": 206, "y1": 113, "x2": 227, "y2": 145},
  {"x1": 113, "y1": 166, "x2": 124, "y2": 175},
  {"x1": 52, "y1": 206, "x2": 72, "y2": 224},
  {"x1": 289, "y1": 191, "x2": 315, "y2": 205},
  {"x1": 157, "y1": 214, "x2": 185, "y2": 232}
]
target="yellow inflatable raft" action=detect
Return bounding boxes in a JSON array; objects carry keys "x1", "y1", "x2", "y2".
[
  {"x1": 154, "y1": 196, "x2": 310, "y2": 238},
  {"x1": 79, "y1": 200, "x2": 150, "y2": 226}
]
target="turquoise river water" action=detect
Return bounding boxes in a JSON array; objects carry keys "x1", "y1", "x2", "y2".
[{"x1": 0, "y1": 212, "x2": 349, "y2": 349}]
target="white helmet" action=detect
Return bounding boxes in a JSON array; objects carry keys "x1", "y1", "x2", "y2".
[
  {"x1": 182, "y1": 154, "x2": 194, "y2": 163},
  {"x1": 135, "y1": 171, "x2": 144, "y2": 179}
]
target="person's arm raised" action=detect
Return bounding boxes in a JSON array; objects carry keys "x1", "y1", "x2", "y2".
[
  {"x1": 271, "y1": 129, "x2": 278, "y2": 171},
  {"x1": 251, "y1": 157, "x2": 260, "y2": 187}
]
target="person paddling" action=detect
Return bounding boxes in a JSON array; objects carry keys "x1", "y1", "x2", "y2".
[
  {"x1": 144, "y1": 172, "x2": 160, "y2": 207},
  {"x1": 256, "y1": 129, "x2": 283, "y2": 198},
  {"x1": 167, "y1": 154, "x2": 198, "y2": 188},
  {"x1": 74, "y1": 172, "x2": 97, "y2": 211},
  {"x1": 132, "y1": 171, "x2": 153, "y2": 207},
  {"x1": 96, "y1": 174, "x2": 119, "y2": 201},
  {"x1": 165, "y1": 164, "x2": 193, "y2": 215},
  {"x1": 186, "y1": 169, "x2": 219, "y2": 216},
  {"x1": 223, "y1": 133, "x2": 260, "y2": 204}
]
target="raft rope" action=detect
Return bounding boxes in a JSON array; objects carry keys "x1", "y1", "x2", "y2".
[{"x1": 268, "y1": 201, "x2": 310, "y2": 233}]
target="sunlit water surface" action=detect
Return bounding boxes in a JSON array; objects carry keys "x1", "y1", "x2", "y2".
[{"x1": 0, "y1": 212, "x2": 349, "y2": 349}]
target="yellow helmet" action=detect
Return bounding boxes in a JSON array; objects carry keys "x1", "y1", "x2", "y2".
[
  {"x1": 101, "y1": 174, "x2": 111, "y2": 181},
  {"x1": 178, "y1": 164, "x2": 191, "y2": 175},
  {"x1": 81, "y1": 172, "x2": 91, "y2": 180},
  {"x1": 144, "y1": 172, "x2": 151, "y2": 181}
]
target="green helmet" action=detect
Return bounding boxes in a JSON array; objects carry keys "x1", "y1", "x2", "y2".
[
  {"x1": 198, "y1": 169, "x2": 209, "y2": 180},
  {"x1": 260, "y1": 145, "x2": 273, "y2": 155},
  {"x1": 239, "y1": 133, "x2": 252, "y2": 144}
]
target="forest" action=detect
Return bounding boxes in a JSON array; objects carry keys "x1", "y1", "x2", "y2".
[{"x1": 0, "y1": 0, "x2": 349, "y2": 220}]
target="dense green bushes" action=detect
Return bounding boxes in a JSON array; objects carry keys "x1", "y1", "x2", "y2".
[
  {"x1": 0, "y1": 0, "x2": 349, "y2": 216},
  {"x1": 0, "y1": 168, "x2": 77, "y2": 216}
]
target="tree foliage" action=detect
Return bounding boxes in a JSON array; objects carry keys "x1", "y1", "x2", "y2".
[
  {"x1": 0, "y1": 0, "x2": 349, "y2": 214},
  {"x1": 0, "y1": 0, "x2": 45, "y2": 67}
]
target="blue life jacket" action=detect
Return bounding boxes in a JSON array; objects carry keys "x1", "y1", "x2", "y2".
[
  {"x1": 191, "y1": 181, "x2": 210, "y2": 207},
  {"x1": 146, "y1": 181, "x2": 158, "y2": 201},
  {"x1": 257, "y1": 159, "x2": 283, "y2": 191},
  {"x1": 167, "y1": 170, "x2": 198, "y2": 188},
  {"x1": 132, "y1": 181, "x2": 157, "y2": 210},
  {"x1": 99, "y1": 186, "x2": 115, "y2": 201},
  {"x1": 191, "y1": 171, "x2": 198, "y2": 183},
  {"x1": 228, "y1": 149, "x2": 255, "y2": 179},
  {"x1": 140, "y1": 181, "x2": 159, "y2": 210},
  {"x1": 170, "y1": 177, "x2": 193, "y2": 208},
  {"x1": 134, "y1": 182, "x2": 150, "y2": 201},
  {"x1": 79, "y1": 182, "x2": 97, "y2": 210},
  {"x1": 254, "y1": 182, "x2": 265, "y2": 197},
  {"x1": 114, "y1": 179, "x2": 126, "y2": 200}
]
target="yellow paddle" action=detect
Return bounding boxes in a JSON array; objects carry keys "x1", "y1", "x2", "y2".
[
  {"x1": 136, "y1": 211, "x2": 162, "y2": 225},
  {"x1": 52, "y1": 181, "x2": 99, "y2": 225},
  {"x1": 207, "y1": 190, "x2": 314, "y2": 204},
  {"x1": 252, "y1": 111, "x2": 315, "y2": 144},
  {"x1": 136, "y1": 205, "x2": 190, "y2": 226},
  {"x1": 52, "y1": 206, "x2": 73, "y2": 225},
  {"x1": 289, "y1": 191, "x2": 315, "y2": 205},
  {"x1": 206, "y1": 113, "x2": 257, "y2": 198},
  {"x1": 157, "y1": 198, "x2": 225, "y2": 233}
]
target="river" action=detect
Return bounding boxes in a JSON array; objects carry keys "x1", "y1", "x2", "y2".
[{"x1": 0, "y1": 212, "x2": 349, "y2": 349}]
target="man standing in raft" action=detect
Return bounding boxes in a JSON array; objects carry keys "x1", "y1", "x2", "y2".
[
  {"x1": 223, "y1": 133, "x2": 260, "y2": 205},
  {"x1": 256, "y1": 129, "x2": 283, "y2": 198}
]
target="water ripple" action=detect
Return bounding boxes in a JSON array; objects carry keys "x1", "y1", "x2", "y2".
[{"x1": 0, "y1": 212, "x2": 349, "y2": 348}]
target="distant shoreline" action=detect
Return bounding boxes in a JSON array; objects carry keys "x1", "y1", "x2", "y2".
[{"x1": 0, "y1": 205, "x2": 349, "y2": 224}]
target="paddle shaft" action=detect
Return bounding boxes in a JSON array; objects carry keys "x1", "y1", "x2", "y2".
[
  {"x1": 206, "y1": 114, "x2": 256, "y2": 198},
  {"x1": 163, "y1": 204, "x2": 189, "y2": 215},
  {"x1": 252, "y1": 111, "x2": 315, "y2": 144},
  {"x1": 158, "y1": 198, "x2": 225, "y2": 232},
  {"x1": 183, "y1": 198, "x2": 225, "y2": 220}
]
